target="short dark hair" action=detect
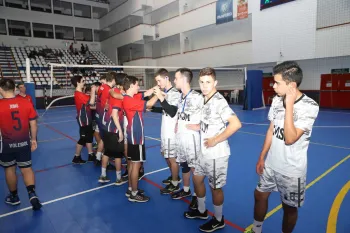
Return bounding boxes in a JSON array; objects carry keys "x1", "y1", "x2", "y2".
[
  {"x1": 100, "y1": 74, "x2": 106, "y2": 81},
  {"x1": 115, "y1": 73, "x2": 127, "y2": 86},
  {"x1": 71, "y1": 75, "x2": 83, "y2": 88},
  {"x1": 85, "y1": 85, "x2": 91, "y2": 93},
  {"x1": 105, "y1": 72, "x2": 115, "y2": 82},
  {"x1": 199, "y1": 67, "x2": 216, "y2": 80},
  {"x1": 0, "y1": 78, "x2": 15, "y2": 91},
  {"x1": 17, "y1": 81, "x2": 25, "y2": 88},
  {"x1": 273, "y1": 61, "x2": 303, "y2": 87},
  {"x1": 176, "y1": 68, "x2": 193, "y2": 83},
  {"x1": 155, "y1": 68, "x2": 169, "y2": 78},
  {"x1": 123, "y1": 76, "x2": 138, "y2": 91},
  {"x1": 93, "y1": 81, "x2": 101, "y2": 86}
]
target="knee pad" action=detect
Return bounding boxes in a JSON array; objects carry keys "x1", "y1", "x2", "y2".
[
  {"x1": 180, "y1": 162, "x2": 190, "y2": 173},
  {"x1": 78, "y1": 137, "x2": 86, "y2": 146}
]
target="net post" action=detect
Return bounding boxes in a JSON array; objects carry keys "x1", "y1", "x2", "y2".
[
  {"x1": 26, "y1": 58, "x2": 30, "y2": 83},
  {"x1": 50, "y1": 64, "x2": 53, "y2": 98}
]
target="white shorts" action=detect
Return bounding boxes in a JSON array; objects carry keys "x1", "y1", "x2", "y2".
[
  {"x1": 194, "y1": 156, "x2": 229, "y2": 189},
  {"x1": 175, "y1": 133, "x2": 200, "y2": 168},
  {"x1": 256, "y1": 165, "x2": 306, "y2": 207},
  {"x1": 161, "y1": 137, "x2": 176, "y2": 158},
  {"x1": 123, "y1": 116, "x2": 128, "y2": 145}
]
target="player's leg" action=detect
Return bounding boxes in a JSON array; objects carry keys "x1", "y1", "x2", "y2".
[
  {"x1": 161, "y1": 138, "x2": 181, "y2": 194},
  {"x1": 1, "y1": 154, "x2": 20, "y2": 205},
  {"x1": 114, "y1": 133, "x2": 128, "y2": 185},
  {"x1": 17, "y1": 149, "x2": 42, "y2": 210},
  {"x1": 72, "y1": 125, "x2": 88, "y2": 164},
  {"x1": 99, "y1": 131, "x2": 112, "y2": 183},
  {"x1": 86, "y1": 124, "x2": 95, "y2": 162},
  {"x1": 244, "y1": 166, "x2": 275, "y2": 233},
  {"x1": 277, "y1": 172, "x2": 306, "y2": 233},
  {"x1": 198, "y1": 156, "x2": 229, "y2": 232},
  {"x1": 128, "y1": 144, "x2": 149, "y2": 202}
]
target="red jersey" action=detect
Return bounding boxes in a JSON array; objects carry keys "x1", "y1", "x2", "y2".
[
  {"x1": 104, "y1": 88, "x2": 124, "y2": 133},
  {"x1": 74, "y1": 91, "x2": 92, "y2": 127},
  {"x1": 16, "y1": 94, "x2": 33, "y2": 105},
  {"x1": 122, "y1": 93, "x2": 146, "y2": 145},
  {"x1": 0, "y1": 96, "x2": 37, "y2": 153}
]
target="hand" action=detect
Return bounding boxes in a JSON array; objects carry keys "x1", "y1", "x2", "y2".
[
  {"x1": 285, "y1": 85, "x2": 298, "y2": 106},
  {"x1": 153, "y1": 86, "x2": 165, "y2": 100},
  {"x1": 121, "y1": 90, "x2": 126, "y2": 95},
  {"x1": 91, "y1": 85, "x2": 96, "y2": 92},
  {"x1": 204, "y1": 137, "x2": 218, "y2": 148},
  {"x1": 143, "y1": 88, "x2": 154, "y2": 97},
  {"x1": 118, "y1": 131, "x2": 123, "y2": 143},
  {"x1": 256, "y1": 159, "x2": 265, "y2": 175},
  {"x1": 31, "y1": 140, "x2": 37, "y2": 152},
  {"x1": 186, "y1": 124, "x2": 200, "y2": 131}
]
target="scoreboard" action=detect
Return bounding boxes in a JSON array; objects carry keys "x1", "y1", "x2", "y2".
[{"x1": 260, "y1": 0, "x2": 296, "y2": 10}]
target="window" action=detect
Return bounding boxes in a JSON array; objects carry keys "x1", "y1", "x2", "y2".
[
  {"x1": 33, "y1": 23, "x2": 54, "y2": 39},
  {"x1": 8, "y1": 20, "x2": 31, "y2": 37},
  {"x1": 5, "y1": 0, "x2": 28, "y2": 9},
  {"x1": 74, "y1": 3, "x2": 91, "y2": 18},
  {"x1": 53, "y1": 0, "x2": 72, "y2": 16},
  {"x1": 75, "y1": 27, "x2": 93, "y2": 41},
  {"x1": 55, "y1": 25, "x2": 74, "y2": 40},
  {"x1": 0, "y1": 19, "x2": 6, "y2": 35},
  {"x1": 31, "y1": 0, "x2": 52, "y2": 13}
]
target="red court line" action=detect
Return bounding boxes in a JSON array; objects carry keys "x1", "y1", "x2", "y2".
[{"x1": 142, "y1": 177, "x2": 245, "y2": 232}]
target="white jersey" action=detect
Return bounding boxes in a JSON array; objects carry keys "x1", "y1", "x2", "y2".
[
  {"x1": 177, "y1": 90, "x2": 204, "y2": 134},
  {"x1": 200, "y1": 92, "x2": 236, "y2": 159},
  {"x1": 161, "y1": 87, "x2": 181, "y2": 139},
  {"x1": 265, "y1": 94, "x2": 319, "y2": 177}
]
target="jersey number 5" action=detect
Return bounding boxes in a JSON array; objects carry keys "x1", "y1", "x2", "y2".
[{"x1": 11, "y1": 111, "x2": 22, "y2": 131}]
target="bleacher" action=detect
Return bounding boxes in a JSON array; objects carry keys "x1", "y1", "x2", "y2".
[{"x1": 0, "y1": 46, "x2": 116, "y2": 89}]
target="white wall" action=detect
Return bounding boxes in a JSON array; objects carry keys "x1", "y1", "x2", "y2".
[{"x1": 0, "y1": 6, "x2": 100, "y2": 29}]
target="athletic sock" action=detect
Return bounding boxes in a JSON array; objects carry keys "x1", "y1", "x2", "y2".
[
  {"x1": 26, "y1": 185, "x2": 35, "y2": 195},
  {"x1": 252, "y1": 220, "x2": 263, "y2": 233},
  {"x1": 184, "y1": 186, "x2": 190, "y2": 192},
  {"x1": 96, "y1": 152, "x2": 102, "y2": 160},
  {"x1": 101, "y1": 168, "x2": 106, "y2": 177},
  {"x1": 116, "y1": 171, "x2": 121, "y2": 180},
  {"x1": 197, "y1": 196, "x2": 206, "y2": 214},
  {"x1": 214, "y1": 204, "x2": 223, "y2": 221}
]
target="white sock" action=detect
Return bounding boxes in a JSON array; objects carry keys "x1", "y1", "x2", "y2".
[
  {"x1": 252, "y1": 220, "x2": 263, "y2": 233},
  {"x1": 131, "y1": 191, "x2": 137, "y2": 196},
  {"x1": 214, "y1": 204, "x2": 223, "y2": 221},
  {"x1": 171, "y1": 180, "x2": 178, "y2": 186},
  {"x1": 197, "y1": 197, "x2": 206, "y2": 214},
  {"x1": 101, "y1": 168, "x2": 106, "y2": 177},
  {"x1": 183, "y1": 186, "x2": 190, "y2": 192},
  {"x1": 192, "y1": 192, "x2": 196, "y2": 197},
  {"x1": 116, "y1": 171, "x2": 121, "y2": 180},
  {"x1": 128, "y1": 187, "x2": 132, "y2": 191},
  {"x1": 96, "y1": 152, "x2": 102, "y2": 160}
]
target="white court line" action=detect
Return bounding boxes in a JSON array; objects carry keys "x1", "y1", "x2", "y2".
[
  {"x1": 0, "y1": 166, "x2": 169, "y2": 219},
  {"x1": 238, "y1": 130, "x2": 350, "y2": 150},
  {"x1": 241, "y1": 122, "x2": 350, "y2": 128},
  {"x1": 145, "y1": 136, "x2": 161, "y2": 142}
]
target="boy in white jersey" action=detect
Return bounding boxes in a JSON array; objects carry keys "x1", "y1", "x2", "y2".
[
  {"x1": 151, "y1": 68, "x2": 182, "y2": 194},
  {"x1": 184, "y1": 67, "x2": 242, "y2": 232},
  {"x1": 245, "y1": 61, "x2": 319, "y2": 233},
  {"x1": 170, "y1": 68, "x2": 203, "y2": 209}
]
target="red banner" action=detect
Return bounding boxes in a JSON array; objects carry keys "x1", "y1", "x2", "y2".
[{"x1": 237, "y1": 0, "x2": 248, "y2": 20}]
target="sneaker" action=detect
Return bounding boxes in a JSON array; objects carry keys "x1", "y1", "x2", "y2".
[
  {"x1": 162, "y1": 176, "x2": 182, "y2": 185},
  {"x1": 115, "y1": 177, "x2": 128, "y2": 186},
  {"x1": 72, "y1": 156, "x2": 87, "y2": 164},
  {"x1": 28, "y1": 192, "x2": 42, "y2": 211},
  {"x1": 160, "y1": 183, "x2": 180, "y2": 194},
  {"x1": 128, "y1": 192, "x2": 150, "y2": 203},
  {"x1": 171, "y1": 188, "x2": 191, "y2": 200},
  {"x1": 184, "y1": 209, "x2": 208, "y2": 220},
  {"x1": 94, "y1": 159, "x2": 101, "y2": 166},
  {"x1": 199, "y1": 216, "x2": 225, "y2": 232},
  {"x1": 243, "y1": 229, "x2": 256, "y2": 233},
  {"x1": 5, "y1": 194, "x2": 20, "y2": 205},
  {"x1": 125, "y1": 188, "x2": 145, "y2": 197},
  {"x1": 189, "y1": 196, "x2": 198, "y2": 210},
  {"x1": 98, "y1": 176, "x2": 110, "y2": 183},
  {"x1": 122, "y1": 170, "x2": 128, "y2": 178},
  {"x1": 88, "y1": 154, "x2": 96, "y2": 162},
  {"x1": 106, "y1": 163, "x2": 115, "y2": 171}
]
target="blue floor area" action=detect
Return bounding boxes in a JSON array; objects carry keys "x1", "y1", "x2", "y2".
[{"x1": 0, "y1": 105, "x2": 349, "y2": 233}]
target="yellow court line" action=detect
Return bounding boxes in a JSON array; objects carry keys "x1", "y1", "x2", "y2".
[
  {"x1": 245, "y1": 154, "x2": 350, "y2": 231},
  {"x1": 326, "y1": 181, "x2": 350, "y2": 233}
]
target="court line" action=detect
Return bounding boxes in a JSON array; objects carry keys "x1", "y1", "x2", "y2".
[
  {"x1": 38, "y1": 138, "x2": 66, "y2": 143},
  {"x1": 245, "y1": 154, "x2": 350, "y2": 230},
  {"x1": 0, "y1": 167, "x2": 169, "y2": 219},
  {"x1": 238, "y1": 130, "x2": 350, "y2": 150},
  {"x1": 241, "y1": 122, "x2": 350, "y2": 128},
  {"x1": 326, "y1": 181, "x2": 350, "y2": 233}
]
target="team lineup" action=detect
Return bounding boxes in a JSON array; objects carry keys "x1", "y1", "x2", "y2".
[{"x1": 0, "y1": 61, "x2": 319, "y2": 233}]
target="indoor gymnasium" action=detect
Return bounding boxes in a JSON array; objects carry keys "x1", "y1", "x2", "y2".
[{"x1": 0, "y1": 0, "x2": 349, "y2": 233}]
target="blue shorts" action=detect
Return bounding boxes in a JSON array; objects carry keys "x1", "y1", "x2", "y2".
[{"x1": 0, "y1": 148, "x2": 32, "y2": 168}]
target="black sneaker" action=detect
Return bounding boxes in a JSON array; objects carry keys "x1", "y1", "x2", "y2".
[
  {"x1": 189, "y1": 196, "x2": 198, "y2": 210},
  {"x1": 28, "y1": 192, "x2": 42, "y2": 211},
  {"x1": 125, "y1": 188, "x2": 145, "y2": 197},
  {"x1": 88, "y1": 154, "x2": 96, "y2": 162},
  {"x1": 199, "y1": 216, "x2": 225, "y2": 232},
  {"x1": 72, "y1": 156, "x2": 86, "y2": 164},
  {"x1": 106, "y1": 163, "x2": 115, "y2": 170},
  {"x1": 162, "y1": 176, "x2": 182, "y2": 185},
  {"x1": 138, "y1": 169, "x2": 145, "y2": 180},
  {"x1": 184, "y1": 209, "x2": 208, "y2": 220},
  {"x1": 171, "y1": 188, "x2": 191, "y2": 199},
  {"x1": 122, "y1": 170, "x2": 128, "y2": 178},
  {"x1": 128, "y1": 192, "x2": 150, "y2": 203},
  {"x1": 94, "y1": 159, "x2": 101, "y2": 166},
  {"x1": 5, "y1": 193, "x2": 20, "y2": 205},
  {"x1": 115, "y1": 177, "x2": 128, "y2": 186},
  {"x1": 160, "y1": 183, "x2": 180, "y2": 194}
]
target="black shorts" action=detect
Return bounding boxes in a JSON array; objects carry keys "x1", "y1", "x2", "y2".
[
  {"x1": 0, "y1": 148, "x2": 32, "y2": 168},
  {"x1": 103, "y1": 131, "x2": 124, "y2": 158},
  {"x1": 78, "y1": 124, "x2": 94, "y2": 145},
  {"x1": 127, "y1": 144, "x2": 146, "y2": 162}
]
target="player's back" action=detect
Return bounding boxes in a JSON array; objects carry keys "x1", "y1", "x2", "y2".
[{"x1": 0, "y1": 97, "x2": 37, "y2": 152}]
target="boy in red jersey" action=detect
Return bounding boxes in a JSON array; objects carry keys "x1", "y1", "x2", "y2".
[
  {"x1": 122, "y1": 76, "x2": 157, "y2": 202},
  {"x1": 71, "y1": 76, "x2": 96, "y2": 164},
  {"x1": 16, "y1": 82, "x2": 33, "y2": 105},
  {"x1": 0, "y1": 78, "x2": 42, "y2": 210}
]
